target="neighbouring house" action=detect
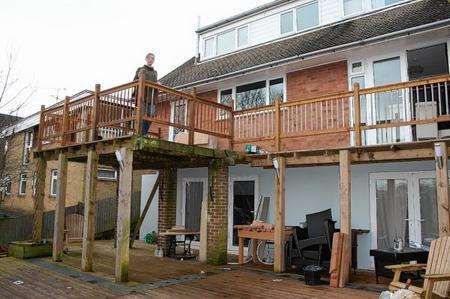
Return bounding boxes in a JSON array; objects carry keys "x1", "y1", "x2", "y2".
[
  {"x1": 0, "y1": 91, "x2": 119, "y2": 213},
  {"x1": 133, "y1": 0, "x2": 450, "y2": 271}
]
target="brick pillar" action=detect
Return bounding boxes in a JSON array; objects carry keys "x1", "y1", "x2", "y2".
[
  {"x1": 157, "y1": 168, "x2": 177, "y2": 255},
  {"x1": 207, "y1": 160, "x2": 228, "y2": 265}
]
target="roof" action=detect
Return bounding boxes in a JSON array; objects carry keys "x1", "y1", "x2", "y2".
[
  {"x1": 196, "y1": 0, "x2": 293, "y2": 33},
  {"x1": 161, "y1": 0, "x2": 450, "y2": 89}
]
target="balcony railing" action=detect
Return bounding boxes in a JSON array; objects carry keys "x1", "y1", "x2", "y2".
[{"x1": 37, "y1": 73, "x2": 450, "y2": 152}]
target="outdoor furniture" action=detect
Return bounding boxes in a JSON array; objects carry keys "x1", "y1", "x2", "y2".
[
  {"x1": 386, "y1": 236, "x2": 450, "y2": 299},
  {"x1": 370, "y1": 247, "x2": 429, "y2": 284},
  {"x1": 295, "y1": 209, "x2": 335, "y2": 266},
  {"x1": 159, "y1": 227, "x2": 199, "y2": 259},
  {"x1": 235, "y1": 225, "x2": 294, "y2": 267}
]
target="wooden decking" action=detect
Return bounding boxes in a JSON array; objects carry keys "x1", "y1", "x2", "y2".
[{"x1": 0, "y1": 240, "x2": 380, "y2": 298}]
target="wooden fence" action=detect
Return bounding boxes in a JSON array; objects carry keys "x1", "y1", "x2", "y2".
[{"x1": 0, "y1": 196, "x2": 140, "y2": 246}]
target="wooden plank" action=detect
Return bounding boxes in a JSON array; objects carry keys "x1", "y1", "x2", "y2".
[
  {"x1": 435, "y1": 142, "x2": 450, "y2": 237},
  {"x1": 136, "y1": 71, "x2": 145, "y2": 135},
  {"x1": 353, "y1": 82, "x2": 361, "y2": 147},
  {"x1": 37, "y1": 105, "x2": 45, "y2": 150},
  {"x1": 330, "y1": 232, "x2": 344, "y2": 288},
  {"x1": 52, "y1": 152, "x2": 68, "y2": 262},
  {"x1": 199, "y1": 198, "x2": 208, "y2": 262},
  {"x1": 130, "y1": 174, "x2": 160, "y2": 248},
  {"x1": 274, "y1": 98, "x2": 281, "y2": 152},
  {"x1": 339, "y1": 234, "x2": 350, "y2": 288},
  {"x1": 61, "y1": 97, "x2": 70, "y2": 146},
  {"x1": 115, "y1": 147, "x2": 134, "y2": 282},
  {"x1": 339, "y1": 150, "x2": 351, "y2": 283},
  {"x1": 90, "y1": 84, "x2": 100, "y2": 142},
  {"x1": 274, "y1": 156, "x2": 286, "y2": 272},
  {"x1": 81, "y1": 149, "x2": 98, "y2": 272},
  {"x1": 32, "y1": 156, "x2": 47, "y2": 242}
]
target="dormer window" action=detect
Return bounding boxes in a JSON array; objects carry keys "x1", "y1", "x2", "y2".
[
  {"x1": 296, "y1": 1, "x2": 319, "y2": 31},
  {"x1": 344, "y1": 0, "x2": 364, "y2": 15},
  {"x1": 280, "y1": 11, "x2": 294, "y2": 35},
  {"x1": 217, "y1": 30, "x2": 235, "y2": 55},
  {"x1": 372, "y1": 0, "x2": 401, "y2": 9},
  {"x1": 237, "y1": 26, "x2": 249, "y2": 48},
  {"x1": 204, "y1": 37, "x2": 215, "y2": 58}
]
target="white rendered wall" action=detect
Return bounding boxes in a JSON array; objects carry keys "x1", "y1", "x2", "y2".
[{"x1": 139, "y1": 173, "x2": 159, "y2": 240}]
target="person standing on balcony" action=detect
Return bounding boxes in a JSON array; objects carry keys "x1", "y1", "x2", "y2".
[{"x1": 134, "y1": 52, "x2": 158, "y2": 136}]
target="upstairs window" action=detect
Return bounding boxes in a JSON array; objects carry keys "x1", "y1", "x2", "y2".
[
  {"x1": 343, "y1": 0, "x2": 363, "y2": 15},
  {"x1": 98, "y1": 168, "x2": 117, "y2": 181},
  {"x1": 23, "y1": 130, "x2": 33, "y2": 164},
  {"x1": 204, "y1": 37, "x2": 215, "y2": 58},
  {"x1": 296, "y1": 1, "x2": 319, "y2": 31},
  {"x1": 280, "y1": 11, "x2": 294, "y2": 34},
  {"x1": 237, "y1": 26, "x2": 249, "y2": 48},
  {"x1": 371, "y1": 0, "x2": 401, "y2": 9},
  {"x1": 18, "y1": 174, "x2": 27, "y2": 196},
  {"x1": 50, "y1": 169, "x2": 58, "y2": 197},
  {"x1": 217, "y1": 30, "x2": 235, "y2": 55}
]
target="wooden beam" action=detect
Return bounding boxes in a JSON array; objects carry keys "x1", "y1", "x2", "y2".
[
  {"x1": 274, "y1": 98, "x2": 281, "y2": 152},
  {"x1": 274, "y1": 156, "x2": 286, "y2": 272},
  {"x1": 435, "y1": 142, "x2": 450, "y2": 236},
  {"x1": 339, "y1": 150, "x2": 351, "y2": 284},
  {"x1": 52, "y1": 152, "x2": 68, "y2": 262},
  {"x1": 115, "y1": 147, "x2": 133, "y2": 282},
  {"x1": 32, "y1": 156, "x2": 47, "y2": 242},
  {"x1": 199, "y1": 198, "x2": 208, "y2": 262},
  {"x1": 130, "y1": 174, "x2": 160, "y2": 248},
  {"x1": 81, "y1": 149, "x2": 98, "y2": 272}
]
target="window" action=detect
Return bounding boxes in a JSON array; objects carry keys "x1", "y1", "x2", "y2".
[
  {"x1": 23, "y1": 130, "x2": 33, "y2": 164},
  {"x1": 4, "y1": 175, "x2": 11, "y2": 195},
  {"x1": 269, "y1": 78, "x2": 284, "y2": 104},
  {"x1": 371, "y1": 0, "x2": 401, "y2": 9},
  {"x1": 204, "y1": 37, "x2": 215, "y2": 58},
  {"x1": 351, "y1": 62, "x2": 363, "y2": 74},
  {"x1": 219, "y1": 89, "x2": 232, "y2": 107},
  {"x1": 407, "y1": 44, "x2": 449, "y2": 80},
  {"x1": 280, "y1": 11, "x2": 294, "y2": 34},
  {"x1": 217, "y1": 30, "x2": 235, "y2": 55},
  {"x1": 296, "y1": 1, "x2": 319, "y2": 31},
  {"x1": 98, "y1": 168, "x2": 117, "y2": 181},
  {"x1": 237, "y1": 26, "x2": 249, "y2": 48},
  {"x1": 236, "y1": 81, "x2": 267, "y2": 111},
  {"x1": 50, "y1": 170, "x2": 58, "y2": 197},
  {"x1": 18, "y1": 174, "x2": 27, "y2": 196},
  {"x1": 343, "y1": 0, "x2": 363, "y2": 15}
]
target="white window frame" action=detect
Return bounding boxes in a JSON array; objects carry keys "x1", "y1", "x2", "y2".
[
  {"x1": 50, "y1": 169, "x2": 58, "y2": 197},
  {"x1": 342, "y1": 0, "x2": 365, "y2": 17},
  {"x1": 216, "y1": 28, "x2": 236, "y2": 56},
  {"x1": 280, "y1": 10, "x2": 294, "y2": 36},
  {"x1": 23, "y1": 130, "x2": 33, "y2": 165},
  {"x1": 98, "y1": 167, "x2": 118, "y2": 181},
  {"x1": 236, "y1": 25, "x2": 249, "y2": 49},
  {"x1": 203, "y1": 36, "x2": 215, "y2": 59},
  {"x1": 18, "y1": 174, "x2": 27, "y2": 196},
  {"x1": 295, "y1": 0, "x2": 320, "y2": 32}
]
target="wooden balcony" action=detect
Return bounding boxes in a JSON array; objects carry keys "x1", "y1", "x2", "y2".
[{"x1": 37, "y1": 74, "x2": 450, "y2": 154}]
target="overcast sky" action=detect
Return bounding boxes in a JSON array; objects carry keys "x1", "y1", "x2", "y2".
[{"x1": 0, "y1": 0, "x2": 271, "y2": 117}]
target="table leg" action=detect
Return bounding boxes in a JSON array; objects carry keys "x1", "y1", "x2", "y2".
[
  {"x1": 252, "y1": 239, "x2": 258, "y2": 263},
  {"x1": 238, "y1": 237, "x2": 244, "y2": 264}
]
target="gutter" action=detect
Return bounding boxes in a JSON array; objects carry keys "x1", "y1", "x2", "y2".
[{"x1": 173, "y1": 18, "x2": 450, "y2": 90}]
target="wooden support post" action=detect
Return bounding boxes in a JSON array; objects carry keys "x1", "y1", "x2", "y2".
[
  {"x1": 32, "y1": 156, "x2": 47, "y2": 242},
  {"x1": 81, "y1": 149, "x2": 98, "y2": 272},
  {"x1": 435, "y1": 142, "x2": 450, "y2": 236},
  {"x1": 274, "y1": 156, "x2": 286, "y2": 272},
  {"x1": 52, "y1": 152, "x2": 68, "y2": 262},
  {"x1": 37, "y1": 105, "x2": 45, "y2": 150},
  {"x1": 199, "y1": 198, "x2": 208, "y2": 262},
  {"x1": 274, "y1": 97, "x2": 282, "y2": 152},
  {"x1": 228, "y1": 100, "x2": 235, "y2": 150},
  {"x1": 353, "y1": 83, "x2": 362, "y2": 147},
  {"x1": 91, "y1": 84, "x2": 101, "y2": 142},
  {"x1": 61, "y1": 97, "x2": 70, "y2": 146},
  {"x1": 136, "y1": 71, "x2": 145, "y2": 135},
  {"x1": 339, "y1": 149, "x2": 351, "y2": 284},
  {"x1": 130, "y1": 174, "x2": 160, "y2": 248},
  {"x1": 115, "y1": 147, "x2": 133, "y2": 282},
  {"x1": 188, "y1": 89, "x2": 196, "y2": 145}
]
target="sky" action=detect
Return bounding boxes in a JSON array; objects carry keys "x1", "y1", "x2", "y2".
[{"x1": 0, "y1": 0, "x2": 271, "y2": 117}]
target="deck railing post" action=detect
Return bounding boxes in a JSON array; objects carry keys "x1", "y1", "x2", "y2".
[
  {"x1": 37, "y1": 105, "x2": 45, "y2": 150},
  {"x1": 353, "y1": 82, "x2": 362, "y2": 147},
  {"x1": 229, "y1": 99, "x2": 235, "y2": 150},
  {"x1": 275, "y1": 97, "x2": 282, "y2": 152},
  {"x1": 91, "y1": 84, "x2": 101, "y2": 142},
  {"x1": 188, "y1": 88, "x2": 197, "y2": 145},
  {"x1": 61, "y1": 97, "x2": 70, "y2": 146},
  {"x1": 136, "y1": 70, "x2": 145, "y2": 136}
]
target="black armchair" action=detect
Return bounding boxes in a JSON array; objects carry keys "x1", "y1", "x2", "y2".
[{"x1": 296, "y1": 209, "x2": 336, "y2": 266}]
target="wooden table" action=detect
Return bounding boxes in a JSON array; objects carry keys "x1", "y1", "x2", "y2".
[
  {"x1": 235, "y1": 225, "x2": 294, "y2": 265},
  {"x1": 159, "y1": 230, "x2": 199, "y2": 258}
]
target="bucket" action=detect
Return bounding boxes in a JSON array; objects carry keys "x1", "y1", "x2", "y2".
[{"x1": 303, "y1": 265, "x2": 323, "y2": 285}]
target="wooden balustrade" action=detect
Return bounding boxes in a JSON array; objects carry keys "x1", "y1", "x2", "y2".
[{"x1": 37, "y1": 74, "x2": 450, "y2": 152}]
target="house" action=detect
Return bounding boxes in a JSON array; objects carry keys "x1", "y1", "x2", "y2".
[
  {"x1": 27, "y1": 0, "x2": 450, "y2": 284},
  {"x1": 0, "y1": 91, "x2": 119, "y2": 213},
  {"x1": 133, "y1": 0, "x2": 450, "y2": 271}
]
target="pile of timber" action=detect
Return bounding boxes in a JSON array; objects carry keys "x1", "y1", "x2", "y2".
[
  {"x1": 235, "y1": 221, "x2": 274, "y2": 232},
  {"x1": 329, "y1": 232, "x2": 350, "y2": 288}
]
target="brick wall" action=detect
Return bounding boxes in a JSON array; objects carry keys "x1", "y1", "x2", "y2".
[
  {"x1": 207, "y1": 160, "x2": 228, "y2": 265},
  {"x1": 157, "y1": 167, "x2": 177, "y2": 253}
]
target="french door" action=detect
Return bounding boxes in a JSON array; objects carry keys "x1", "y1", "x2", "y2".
[{"x1": 370, "y1": 171, "x2": 440, "y2": 250}]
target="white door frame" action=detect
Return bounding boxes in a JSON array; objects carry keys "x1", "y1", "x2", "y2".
[{"x1": 228, "y1": 175, "x2": 260, "y2": 252}]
